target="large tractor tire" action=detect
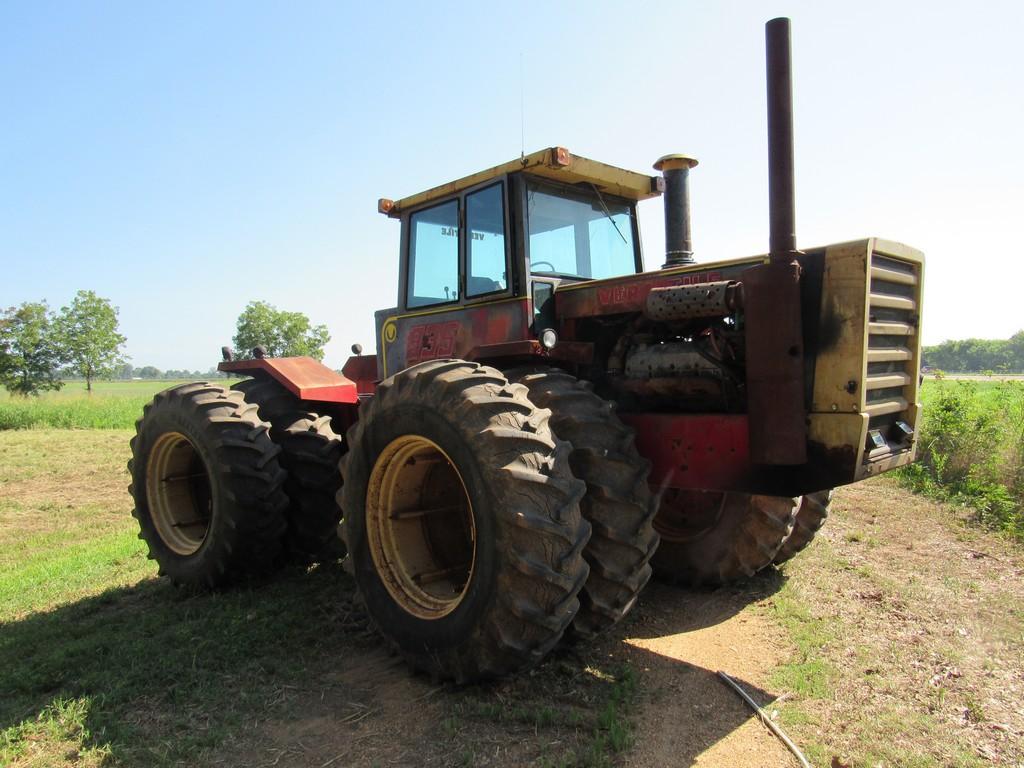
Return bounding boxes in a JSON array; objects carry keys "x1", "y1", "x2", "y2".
[
  {"x1": 773, "y1": 490, "x2": 833, "y2": 565},
  {"x1": 128, "y1": 382, "x2": 288, "y2": 588},
  {"x1": 651, "y1": 490, "x2": 799, "y2": 587},
  {"x1": 339, "y1": 360, "x2": 590, "y2": 682},
  {"x1": 232, "y1": 377, "x2": 345, "y2": 561},
  {"x1": 506, "y1": 367, "x2": 658, "y2": 638}
]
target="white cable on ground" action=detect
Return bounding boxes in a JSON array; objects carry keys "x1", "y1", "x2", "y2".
[{"x1": 717, "y1": 670, "x2": 812, "y2": 768}]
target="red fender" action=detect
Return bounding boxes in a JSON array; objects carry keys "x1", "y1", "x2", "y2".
[{"x1": 218, "y1": 356, "x2": 359, "y2": 404}]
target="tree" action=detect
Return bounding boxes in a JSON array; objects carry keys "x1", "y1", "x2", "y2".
[
  {"x1": 922, "y1": 330, "x2": 1024, "y2": 373},
  {"x1": 55, "y1": 290, "x2": 127, "y2": 392},
  {"x1": 0, "y1": 302, "x2": 64, "y2": 396},
  {"x1": 233, "y1": 301, "x2": 330, "y2": 360}
]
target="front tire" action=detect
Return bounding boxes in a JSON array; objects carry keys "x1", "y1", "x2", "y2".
[
  {"x1": 651, "y1": 490, "x2": 799, "y2": 586},
  {"x1": 128, "y1": 382, "x2": 288, "y2": 588},
  {"x1": 339, "y1": 360, "x2": 590, "y2": 682},
  {"x1": 773, "y1": 490, "x2": 833, "y2": 565},
  {"x1": 507, "y1": 367, "x2": 658, "y2": 638}
]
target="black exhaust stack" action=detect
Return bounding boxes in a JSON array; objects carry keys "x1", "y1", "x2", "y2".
[
  {"x1": 766, "y1": 18, "x2": 799, "y2": 262},
  {"x1": 743, "y1": 17, "x2": 808, "y2": 466},
  {"x1": 654, "y1": 154, "x2": 698, "y2": 268}
]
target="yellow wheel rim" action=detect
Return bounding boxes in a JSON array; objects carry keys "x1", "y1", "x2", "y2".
[
  {"x1": 366, "y1": 435, "x2": 476, "y2": 620},
  {"x1": 146, "y1": 432, "x2": 214, "y2": 556}
]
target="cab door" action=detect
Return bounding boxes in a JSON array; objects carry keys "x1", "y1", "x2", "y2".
[{"x1": 377, "y1": 179, "x2": 530, "y2": 377}]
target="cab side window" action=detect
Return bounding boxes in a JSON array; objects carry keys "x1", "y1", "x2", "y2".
[
  {"x1": 466, "y1": 183, "x2": 507, "y2": 297},
  {"x1": 407, "y1": 200, "x2": 459, "y2": 308}
]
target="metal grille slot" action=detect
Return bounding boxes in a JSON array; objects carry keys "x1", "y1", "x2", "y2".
[{"x1": 865, "y1": 251, "x2": 921, "y2": 438}]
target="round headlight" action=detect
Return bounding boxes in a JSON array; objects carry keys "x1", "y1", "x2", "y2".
[{"x1": 540, "y1": 328, "x2": 558, "y2": 350}]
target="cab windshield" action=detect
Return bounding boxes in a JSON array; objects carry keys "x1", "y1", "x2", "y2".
[{"x1": 526, "y1": 181, "x2": 638, "y2": 280}]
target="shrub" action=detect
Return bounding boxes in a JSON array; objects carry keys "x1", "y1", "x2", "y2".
[{"x1": 901, "y1": 381, "x2": 1024, "y2": 538}]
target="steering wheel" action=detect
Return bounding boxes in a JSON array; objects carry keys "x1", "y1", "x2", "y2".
[{"x1": 531, "y1": 260, "x2": 557, "y2": 272}]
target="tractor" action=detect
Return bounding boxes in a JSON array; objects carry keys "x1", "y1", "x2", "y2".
[{"x1": 127, "y1": 19, "x2": 924, "y2": 682}]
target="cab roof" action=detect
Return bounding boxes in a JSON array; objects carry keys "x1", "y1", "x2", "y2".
[{"x1": 378, "y1": 147, "x2": 663, "y2": 218}]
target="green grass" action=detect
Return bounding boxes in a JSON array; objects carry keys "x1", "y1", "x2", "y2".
[
  {"x1": 0, "y1": 428, "x2": 366, "y2": 766},
  {"x1": 0, "y1": 379, "x2": 238, "y2": 430},
  {"x1": 768, "y1": 583, "x2": 836, "y2": 699},
  {"x1": 0, "y1": 427, "x2": 641, "y2": 767},
  {"x1": 901, "y1": 379, "x2": 1024, "y2": 538},
  {"x1": 1, "y1": 562, "x2": 363, "y2": 766}
]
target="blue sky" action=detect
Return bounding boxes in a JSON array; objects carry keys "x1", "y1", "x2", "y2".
[{"x1": 2, "y1": 1, "x2": 1021, "y2": 370}]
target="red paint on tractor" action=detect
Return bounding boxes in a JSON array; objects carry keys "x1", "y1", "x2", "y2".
[
  {"x1": 556, "y1": 268, "x2": 740, "y2": 319},
  {"x1": 382, "y1": 299, "x2": 534, "y2": 376},
  {"x1": 218, "y1": 357, "x2": 359, "y2": 404},
  {"x1": 405, "y1": 321, "x2": 459, "y2": 365},
  {"x1": 341, "y1": 354, "x2": 379, "y2": 397},
  {"x1": 619, "y1": 413, "x2": 751, "y2": 492}
]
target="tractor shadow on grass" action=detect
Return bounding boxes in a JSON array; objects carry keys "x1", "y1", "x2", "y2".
[
  {"x1": 0, "y1": 561, "x2": 376, "y2": 765},
  {"x1": 0, "y1": 562, "x2": 791, "y2": 767}
]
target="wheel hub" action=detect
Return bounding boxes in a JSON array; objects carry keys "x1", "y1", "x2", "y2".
[
  {"x1": 365, "y1": 435, "x2": 476, "y2": 620},
  {"x1": 146, "y1": 431, "x2": 213, "y2": 555}
]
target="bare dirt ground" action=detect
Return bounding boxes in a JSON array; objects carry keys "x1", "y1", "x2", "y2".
[
  {"x1": 222, "y1": 480, "x2": 1024, "y2": 768},
  {"x1": 223, "y1": 578, "x2": 796, "y2": 768}
]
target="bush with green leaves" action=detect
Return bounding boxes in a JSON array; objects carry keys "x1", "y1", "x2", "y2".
[{"x1": 901, "y1": 381, "x2": 1023, "y2": 538}]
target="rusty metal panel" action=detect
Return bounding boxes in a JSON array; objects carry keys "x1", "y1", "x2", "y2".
[
  {"x1": 218, "y1": 357, "x2": 358, "y2": 404},
  {"x1": 555, "y1": 259, "x2": 759, "y2": 319},
  {"x1": 644, "y1": 281, "x2": 742, "y2": 322},
  {"x1": 619, "y1": 413, "x2": 751, "y2": 492},
  {"x1": 466, "y1": 340, "x2": 594, "y2": 365},
  {"x1": 378, "y1": 298, "x2": 532, "y2": 377},
  {"x1": 743, "y1": 260, "x2": 807, "y2": 465},
  {"x1": 341, "y1": 354, "x2": 379, "y2": 397}
]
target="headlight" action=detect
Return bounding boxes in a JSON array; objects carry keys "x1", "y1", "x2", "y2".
[{"x1": 540, "y1": 328, "x2": 558, "y2": 350}]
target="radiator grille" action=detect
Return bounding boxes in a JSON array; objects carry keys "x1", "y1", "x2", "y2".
[{"x1": 864, "y1": 253, "x2": 920, "y2": 430}]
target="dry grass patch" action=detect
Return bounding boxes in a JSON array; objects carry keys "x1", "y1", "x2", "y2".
[{"x1": 767, "y1": 477, "x2": 1024, "y2": 767}]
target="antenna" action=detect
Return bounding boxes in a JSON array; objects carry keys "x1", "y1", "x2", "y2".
[{"x1": 520, "y1": 52, "x2": 526, "y2": 162}]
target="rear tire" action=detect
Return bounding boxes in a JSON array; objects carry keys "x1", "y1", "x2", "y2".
[
  {"x1": 506, "y1": 367, "x2": 658, "y2": 638},
  {"x1": 339, "y1": 360, "x2": 590, "y2": 682},
  {"x1": 773, "y1": 490, "x2": 833, "y2": 565},
  {"x1": 128, "y1": 382, "x2": 288, "y2": 588},
  {"x1": 232, "y1": 377, "x2": 345, "y2": 561},
  {"x1": 651, "y1": 490, "x2": 799, "y2": 586}
]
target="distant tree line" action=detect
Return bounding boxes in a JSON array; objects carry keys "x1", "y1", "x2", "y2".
[
  {"x1": 2, "y1": 294, "x2": 330, "y2": 396},
  {"x1": 113, "y1": 364, "x2": 223, "y2": 380},
  {"x1": 922, "y1": 331, "x2": 1024, "y2": 373}
]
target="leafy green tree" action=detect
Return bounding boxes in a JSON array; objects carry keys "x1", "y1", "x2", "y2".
[
  {"x1": 0, "y1": 302, "x2": 65, "y2": 396},
  {"x1": 137, "y1": 366, "x2": 161, "y2": 379},
  {"x1": 233, "y1": 301, "x2": 330, "y2": 360},
  {"x1": 55, "y1": 290, "x2": 127, "y2": 393}
]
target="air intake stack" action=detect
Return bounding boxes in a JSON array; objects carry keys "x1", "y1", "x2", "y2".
[{"x1": 654, "y1": 154, "x2": 698, "y2": 268}]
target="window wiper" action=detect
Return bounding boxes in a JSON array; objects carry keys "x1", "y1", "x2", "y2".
[
  {"x1": 532, "y1": 270, "x2": 588, "y2": 280},
  {"x1": 589, "y1": 183, "x2": 628, "y2": 245}
]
